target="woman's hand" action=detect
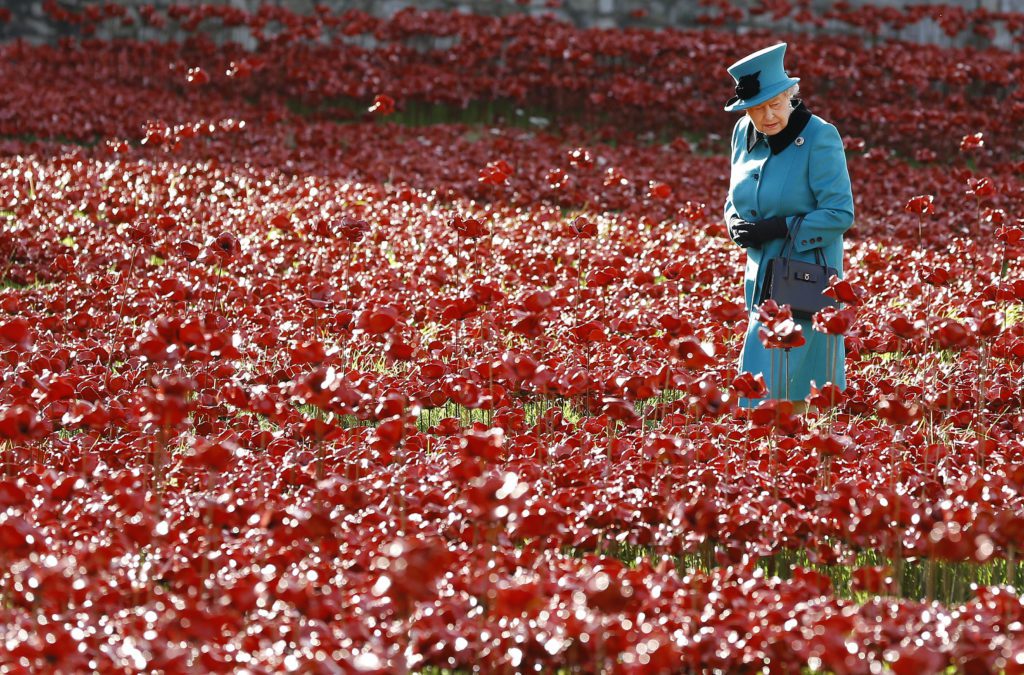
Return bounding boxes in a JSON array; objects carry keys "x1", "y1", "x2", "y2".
[{"x1": 728, "y1": 216, "x2": 788, "y2": 247}]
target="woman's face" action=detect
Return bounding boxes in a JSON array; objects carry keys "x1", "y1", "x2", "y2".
[{"x1": 745, "y1": 92, "x2": 793, "y2": 135}]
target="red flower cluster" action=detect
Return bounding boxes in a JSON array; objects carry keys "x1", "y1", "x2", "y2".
[{"x1": 0, "y1": 4, "x2": 1023, "y2": 672}]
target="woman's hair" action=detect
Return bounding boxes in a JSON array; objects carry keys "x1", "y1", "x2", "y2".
[{"x1": 743, "y1": 84, "x2": 801, "y2": 115}]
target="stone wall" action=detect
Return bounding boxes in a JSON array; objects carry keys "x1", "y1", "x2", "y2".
[{"x1": 1, "y1": 0, "x2": 1020, "y2": 49}]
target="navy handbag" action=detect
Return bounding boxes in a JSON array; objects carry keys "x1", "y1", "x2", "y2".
[{"x1": 758, "y1": 215, "x2": 838, "y2": 320}]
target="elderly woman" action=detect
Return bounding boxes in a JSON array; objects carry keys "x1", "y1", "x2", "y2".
[{"x1": 722, "y1": 43, "x2": 854, "y2": 409}]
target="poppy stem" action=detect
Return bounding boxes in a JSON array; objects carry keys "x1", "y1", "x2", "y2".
[
  {"x1": 928, "y1": 362, "x2": 938, "y2": 452},
  {"x1": 315, "y1": 435, "x2": 324, "y2": 480},
  {"x1": 0, "y1": 246, "x2": 15, "y2": 286},
  {"x1": 699, "y1": 539, "x2": 714, "y2": 573},
  {"x1": 892, "y1": 546, "x2": 904, "y2": 597},
  {"x1": 184, "y1": 260, "x2": 192, "y2": 311},
  {"x1": 575, "y1": 244, "x2": 582, "y2": 332},
  {"x1": 949, "y1": 564, "x2": 963, "y2": 604},
  {"x1": 974, "y1": 195, "x2": 980, "y2": 240},
  {"x1": 106, "y1": 244, "x2": 139, "y2": 381},
  {"x1": 585, "y1": 342, "x2": 592, "y2": 418},
  {"x1": 200, "y1": 469, "x2": 216, "y2": 589},
  {"x1": 661, "y1": 366, "x2": 671, "y2": 423},
  {"x1": 153, "y1": 427, "x2": 167, "y2": 498},
  {"x1": 784, "y1": 348, "x2": 791, "y2": 402},
  {"x1": 828, "y1": 335, "x2": 837, "y2": 435},
  {"x1": 487, "y1": 337, "x2": 494, "y2": 427},
  {"x1": 925, "y1": 556, "x2": 937, "y2": 601},
  {"x1": 977, "y1": 339, "x2": 987, "y2": 469}
]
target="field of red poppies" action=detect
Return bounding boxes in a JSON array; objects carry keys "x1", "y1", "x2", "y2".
[{"x1": 2, "y1": 3, "x2": 1024, "y2": 673}]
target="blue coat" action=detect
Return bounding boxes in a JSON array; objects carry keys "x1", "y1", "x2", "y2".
[{"x1": 723, "y1": 104, "x2": 855, "y2": 407}]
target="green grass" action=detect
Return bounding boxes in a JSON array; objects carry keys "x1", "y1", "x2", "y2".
[
  {"x1": 56, "y1": 427, "x2": 85, "y2": 441},
  {"x1": 287, "y1": 95, "x2": 554, "y2": 132},
  {"x1": 562, "y1": 539, "x2": 1015, "y2": 605},
  {"x1": 295, "y1": 403, "x2": 375, "y2": 430},
  {"x1": 284, "y1": 95, "x2": 727, "y2": 154},
  {"x1": 1, "y1": 276, "x2": 50, "y2": 290},
  {"x1": 1005, "y1": 302, "x2": 1024, "y2": 327}
]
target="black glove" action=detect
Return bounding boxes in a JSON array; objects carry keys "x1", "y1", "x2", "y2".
[{"x1": 728, "y1": 216, "x2": 789, "y2": 248}]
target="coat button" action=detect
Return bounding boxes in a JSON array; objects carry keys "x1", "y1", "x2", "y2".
[
  {"x1": 750, "y1": 210, "x2": 758, "y2": 216},
  {"x1": 801, "y1": 239, "x2": 807, "y2": 245},
  {"x1": 752, "y1": 173, "x2": 759, "y2": 180}
]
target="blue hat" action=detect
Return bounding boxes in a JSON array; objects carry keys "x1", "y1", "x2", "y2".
[{"x1": 724, "y1": 43, "x2": 801, "y2": 112}]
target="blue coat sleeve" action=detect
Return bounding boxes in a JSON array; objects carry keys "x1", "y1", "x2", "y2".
[
  {"x1": 788, "y1": 123, "x2": 854, "y2": 254},
  {"x1": 722, "y1": 118, "x2": 744, "y2": 232}
]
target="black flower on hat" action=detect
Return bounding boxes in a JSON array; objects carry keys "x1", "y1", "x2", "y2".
[{"x1": 735, "y1": 71, "x2": 761, "y2": 101}]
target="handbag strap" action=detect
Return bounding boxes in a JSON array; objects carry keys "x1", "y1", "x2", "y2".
[
  {"x1": 780, "y1": 215, "x2": 828, "y2": 269},
  {"x1": 780, "y1": 215, "x2": 804, "y2": 263}
]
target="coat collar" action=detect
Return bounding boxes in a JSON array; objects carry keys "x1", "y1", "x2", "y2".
[{"x1": 745, "y1": 101, "x2": 812, "y2": 154}]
